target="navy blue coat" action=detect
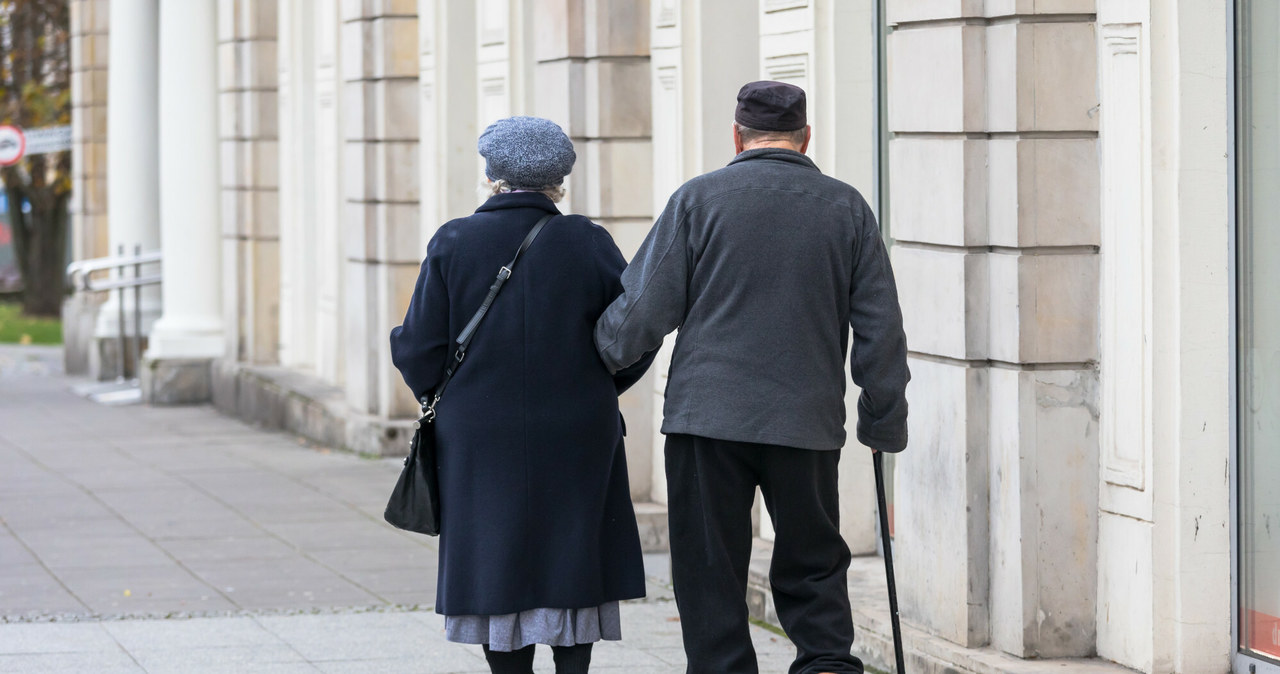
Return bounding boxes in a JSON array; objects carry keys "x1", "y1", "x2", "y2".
[{"x1": 390, "y1": 192, "x2": 653, "y2": 616}]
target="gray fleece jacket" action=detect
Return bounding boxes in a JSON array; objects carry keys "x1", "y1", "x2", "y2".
[{"x1": 594, "y1": 148, "x2": 910, "y2": 452}]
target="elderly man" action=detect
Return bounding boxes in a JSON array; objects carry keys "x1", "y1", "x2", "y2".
[{"x1": 594, "y1": 81, "x2": 910, "y2": 674}]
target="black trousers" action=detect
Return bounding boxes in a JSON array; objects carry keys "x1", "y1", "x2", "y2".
[
  {"x1": 665, "y1": 434, "x2": 863, "y2": 674},
  {"x1": 482, "y1": 643, "x2": 592, "y2": 674}
]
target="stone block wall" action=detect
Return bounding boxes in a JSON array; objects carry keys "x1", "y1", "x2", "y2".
[
  {"x1": 535, "y1": 0, "x2": 655, "y2": 500},
  {"x1": 70, "y1": 0, "x2": 111, "y2": 264},
  {"x1": 886, "y1": 0, "x2": 1100, "y2": 658},
  {"x1": 341, "y1": 0, "x2": 420, "y2": 420},
  {"x1": 67, "y1": 0, "x2": 112, "y2": 376},
  {"x1": 219, "y1": 0, "x2": 281, "y2": 366}
]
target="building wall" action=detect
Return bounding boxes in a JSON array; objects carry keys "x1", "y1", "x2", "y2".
[
  {"x1": 340, "y1": 0, "x2": 421, "y2": 424},
  {"x1": 887, "y1": 0, "x2": 1101, "y2": 656},
  {"x1": 69, "y1": 0, "x2": 110, "y2": 263},
  {"x1": 67, "y1": 0, "x2": 112, "y2": 377},
  {"x1": 277, "y1": 0, "x2": 346, "y2": 383},
  {"x1": 67, "y1": 0, "x2": 1240, "y2": 670},
  {"x1": 1095, "y1": 1, "x2": 1232, "y2": 671},
  {"x1": 219, "y1": 0, "x2": 281, "y2": 366}
]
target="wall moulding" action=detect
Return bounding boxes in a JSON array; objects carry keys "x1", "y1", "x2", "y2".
[{"x1": 1097, "y1": 20, "x2": 1153, "y2": 521}]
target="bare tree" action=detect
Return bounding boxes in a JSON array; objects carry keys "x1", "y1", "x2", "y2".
[{"x1": 0, "y1": 0, "x2": 69, "y2": 317}]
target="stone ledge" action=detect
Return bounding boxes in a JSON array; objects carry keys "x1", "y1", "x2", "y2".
[
  {"x1": 634, "y1": 501, "x2": 669, "y2": 554},
  {"x1": 746, "y1": 539, "x2": 1136, "y2": 674},
  {"x1": 211, "y1": 359, "x2": 414, "y2": 457}
]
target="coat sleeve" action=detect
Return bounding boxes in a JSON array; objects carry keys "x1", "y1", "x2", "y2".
[
  {"x1": 590, "y1": 225, "x2": 658, "y2": 394},
  {"x1": 594, "y1": 194, "x2": 689, "y2": 374},
  {"x1": 848, "y1": 199, "x2": 912, "y2": 453},
  {"x1": 390, "y1": 226, "x2": 455, "y2": 401}
]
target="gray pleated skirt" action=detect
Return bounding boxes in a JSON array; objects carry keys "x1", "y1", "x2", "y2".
[{"x1": 444, "y1": 601, "x2": 622, "y2": 652}]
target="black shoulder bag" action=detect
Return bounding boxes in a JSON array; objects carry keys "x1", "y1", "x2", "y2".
[{"x1": 384, "y1": 213, "x2": 555, "y2": 536}]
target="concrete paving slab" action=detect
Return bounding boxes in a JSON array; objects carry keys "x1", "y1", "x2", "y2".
[
  {"x1": 127, "y1": 645, "x2": 313, "y2": 674},
  {"x1": 305, "y1": 544, "x2": 439, "y2": 572},
  {"x1": 102, "y1": 615, "x2": 280, "y2": 650},
  {"x1": 312, "y1": 660, "x2": 487, "y2": 674},
  {"x1": 0, "y1": 348, "x2": 806, "y2": 672},
  {"x1": 182, "y1": 556, "x2": 377, "y2": 607},
  {"x1": 24, "y1": 536, "x2": 174, "y2": 570},
  {"x1": 263, "y1": 521, "x2": 417, "y2": 552},
  {"x1": 0, "y1": 651, "x2": 144, "y2": 674},
  {"x1": 0, "y1": 622, "x2": 120, "y2": 654},
  {"x1": 55, "y1": 564, "x2": 232, "y2": 616},
  {"x1": 0, "y1": 575, "x2": 88, "y2": 617},
  {"x1": 257, "y1": 612, "x2": 448, "y2": 662},
  {"x1": 60, "y1": 466, "x2": 187, "y2": 493},
  {"x1": 157, "y1": 535, "x2": 299, "y2": 563}
]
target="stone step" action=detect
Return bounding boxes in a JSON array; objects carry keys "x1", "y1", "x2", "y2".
[
  {"x1": 634, "y1": 501, "x2": 669, "y2": 553},
  {"x1": 746, "y1": 538, "x2": 1137, "y2": 674}
]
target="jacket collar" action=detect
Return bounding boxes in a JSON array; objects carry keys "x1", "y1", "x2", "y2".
[
  {"x1": 727, "y1": 147, "x2": 821, "y2": 172},
  {"x1": 474, "y1": 191, "x2": 562, "y2": 214}
]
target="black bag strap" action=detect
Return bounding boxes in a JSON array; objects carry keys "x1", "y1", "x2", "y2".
[{"x1": 423, "y1": 212, "x2": 555, "y2": 415}]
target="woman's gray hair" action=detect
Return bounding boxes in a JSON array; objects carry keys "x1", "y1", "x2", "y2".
[{"x1": 482, "y1": 178, "x2": 566, "y2": 203}]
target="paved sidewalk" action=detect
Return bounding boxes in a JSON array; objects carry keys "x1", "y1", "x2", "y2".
[{"x1": 0, "y1": 346, "x2": 795, "y2": 672}]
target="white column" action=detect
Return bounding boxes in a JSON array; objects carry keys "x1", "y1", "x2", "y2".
[
  {"x1": 147, "y1": 0, "x2": 224, "y2": 359},
  {"x1": 96, "y1": 0, "x2": 160, "y2": 340}
]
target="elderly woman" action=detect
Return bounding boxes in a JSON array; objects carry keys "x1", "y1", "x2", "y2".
[{"x1": 389, "y1": 116, "x2": 653, "y2": 674}]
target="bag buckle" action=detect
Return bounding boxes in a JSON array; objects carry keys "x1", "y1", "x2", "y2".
[
  {"x1": 498, "y1": 266, "x2": 513, "y2": 280},
  {"x1": 415, "y1": 394, "x2": 440, "y2": 428}
]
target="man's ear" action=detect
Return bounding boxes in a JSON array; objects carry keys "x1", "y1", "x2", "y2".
[
  {"x1": 733, "y1": 123, "x2": 746, "y2": 154},
  {"x1": 799, "y1": 125, "x2": 812, "y2": 154}
]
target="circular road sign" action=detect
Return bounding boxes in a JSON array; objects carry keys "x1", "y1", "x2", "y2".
[{"x1": 0, "y1": 125, "x2": 26, "y2": 166}]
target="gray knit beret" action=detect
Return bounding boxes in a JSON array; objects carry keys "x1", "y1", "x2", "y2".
[{"x1": 477, "y1": 116, "x2": 576, "y2": 189}]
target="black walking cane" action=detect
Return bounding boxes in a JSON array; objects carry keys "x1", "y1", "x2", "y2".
[{"x1": 873, "y1": 451, "x2": 906, "y2": 674}]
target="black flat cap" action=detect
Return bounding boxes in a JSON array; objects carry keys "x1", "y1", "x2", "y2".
[{"x1": 735, "y1": 81, "x2": 807, "y2": 132}]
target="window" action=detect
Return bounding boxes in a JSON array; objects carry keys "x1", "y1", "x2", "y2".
[{"x1": 1235, "y1": 1, "x2": 1280, "y2": 669}]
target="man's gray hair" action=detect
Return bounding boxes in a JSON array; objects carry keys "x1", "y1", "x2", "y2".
[{"x1": 735, "y1": 122, "x2": 807, "y2": 148}]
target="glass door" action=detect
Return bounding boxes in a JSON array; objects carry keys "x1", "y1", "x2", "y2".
[{"x1": 1236, "y1": 1, "x2": 1280, "y2": 670}]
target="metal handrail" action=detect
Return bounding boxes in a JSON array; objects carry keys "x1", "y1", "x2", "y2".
[
  {"x1": 85, "y1": 274, "x2": 163, "y2": 293},
  {"x1": 65, "y1": 245, "x2": 162, "y2": 385},
  {"x1": 66, "y1": 250, "x2": 162, "y2": 292}
]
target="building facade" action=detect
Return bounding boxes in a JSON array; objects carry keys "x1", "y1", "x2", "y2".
[{"x1": 67, "y1": 1, "x2": 1274, "y2": 672}]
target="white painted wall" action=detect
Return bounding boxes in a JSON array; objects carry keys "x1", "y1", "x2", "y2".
[{"x1": 1096, "y1": 1, "x2": 1233, "y2": 671}]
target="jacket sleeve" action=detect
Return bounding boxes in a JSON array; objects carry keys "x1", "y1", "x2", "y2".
[
  {"x1": 389, "y1": 227, "x2": 455, "y2": 401},
  {"x1": 594, "y1": 194, "x2": 690, "y2": 374},
  {"x1": 591, "y1": 226, "x2": 658, "y2": 394},
  {"x1": 848, "y1": 199, "x2": 911, "y2": 452}
]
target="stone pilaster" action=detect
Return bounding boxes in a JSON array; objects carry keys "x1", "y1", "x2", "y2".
[
  {"x1": 533, "y1": 0, "x2": 655, "y2": 499},
  {"x1": 69, "y1": 0, "x2": 110, "y2": 264},
  {"x1": 218, "y1": 0, "x2": 280, "y2": 366},
  {"x1": 341, "y1": 1, "x2": 420, "y2": 421},
  {"x1": 886, "y1": 0, "x2": 1100, "y2": 657},
  {"x1": 66, "y1": 0, "x2": 111, "y2": 377},
  {"x1": 530, "y1": 0, "x2": 652, "y2": 252},
  {"x1": 418, "y1": 0, "x2": 476, "y2": 232},
  {"x1": 1095, "y1": 2, "x2": 1232, "y2": 671}
]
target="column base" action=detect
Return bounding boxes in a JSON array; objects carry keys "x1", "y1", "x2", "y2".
[{"x1": 141, "y1": 357, "x2": 213, "y2": 405}]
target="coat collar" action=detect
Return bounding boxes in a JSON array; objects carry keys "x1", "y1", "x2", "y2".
[
  {"x1": 727, "y1": 147, "x2": 821, "y2": 172},
  {"x1": 474, "y1": 191, "x2": 563, "y2": 214}
]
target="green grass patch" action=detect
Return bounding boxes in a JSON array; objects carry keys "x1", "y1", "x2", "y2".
[{"x1": 0, "y1": 302, "x2": 62, "y2": 344}]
